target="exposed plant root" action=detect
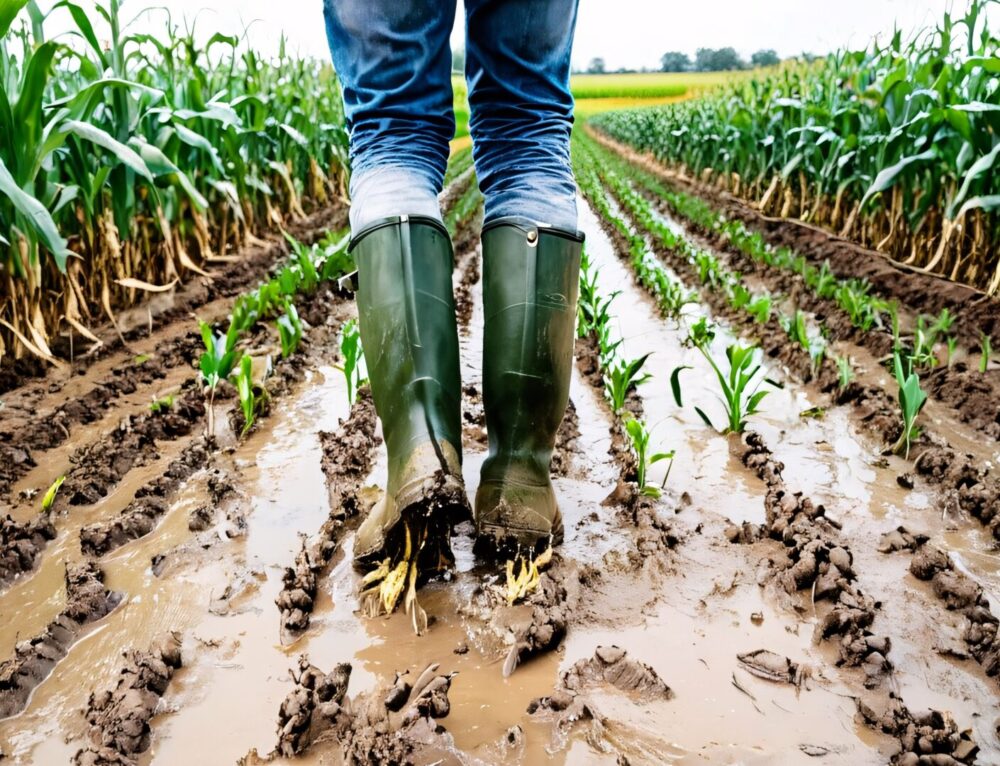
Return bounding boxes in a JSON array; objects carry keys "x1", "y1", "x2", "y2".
[
  {"x1": 271, "y1": 657, "x2": 456, "y2": 763},
  {"x1": 503, "y1": 554, "x2": 574, "y2": 677},
  {"x1": 359, "y1": 517, "x2": 447, "y2": 636},
  {"x1": 730, "y1": 432, "x2": 892, "y2": 687},
  {"x1": 0, "y1": 563, "x2": 122, "y2": 718},
  {"x1": 0, "y1": 512, "x2": 56, "y2": 588},
  {"x1": 505, "y1": 546, "x2": 553, "y2": 605},
  {"x1": 275, "y1": 388, "x2": 380, "y2": 638},
  {"x1": 73, "y1": 633, "x2": 183, "y2": 766},
  {"x1": 857, "y1": 693, "x2": 979, "y2": 765}
]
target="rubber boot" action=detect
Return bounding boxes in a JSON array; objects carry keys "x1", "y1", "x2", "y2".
[
  {"x1": 350, "y1": 215, "x2": 469, "y2": 570},
  {"x1": 475, "y1": 219, "x2": 583, "y2": 557}
]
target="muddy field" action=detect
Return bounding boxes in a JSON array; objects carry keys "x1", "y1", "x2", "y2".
[{"x1": 1, "y1": 142, "x2": 999, "y2": 766}]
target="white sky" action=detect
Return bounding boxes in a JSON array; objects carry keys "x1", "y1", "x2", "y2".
[{"x1": 36, "y1": 0, "x2": 990, "y2": 71}]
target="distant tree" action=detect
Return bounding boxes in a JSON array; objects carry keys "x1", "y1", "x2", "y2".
[
  {"x1": 452, "y1": 47, "x2": 465, "y2": 72},
  {"x1": 660, "y1": 51, "x2": 691, "y2": 72},
  {"x1": 587, "y1": 57, "x2": 606, "y2": 74},
  {"x1": 751, "y1": 49, "x2": 780, "y2": 67},
  {"x1": 694, "y1": 47, "x2": 746, "y2": 72}
]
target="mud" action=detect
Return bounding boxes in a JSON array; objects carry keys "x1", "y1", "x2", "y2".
[
  {"x1": 79, "y1": 438, "x2": 213, "y2": 556},
  {"x1": 730, "y1": 432, "x2": 893, "y2": 686},
  {"x1": 913, "y1": 445, "x2": 1000, "y2": 541},
  {"x1": 73, "y1": 633, "x2": 182, "y2": 765},
  {"x1": 0, "y1": 512, "x2": 56, "y2": 587},
  {"x1": 589, "y1": 127, "x2": 1000, "y2": 349},
  {"x1": 453, "y1": 246, "x2": 481, "y2": 331},
  {"x1": 276, "y1": 389, "x2": 380, "y2": 636},
  {"x1": 0, "y1": 563, "x2": 122, "y2": 719},
  {"x1": 900, "y1": 540, "x2": 1000, "y2": 680},
  {"x1": 550, "y1": 399, "x2": 581, "y2": 478},
  {"x1": 270, "y1": 657, "x2": 456, "y2": 764},
  {"x1": 857, "y1": 694, "x2": 979, "y2": 765}
]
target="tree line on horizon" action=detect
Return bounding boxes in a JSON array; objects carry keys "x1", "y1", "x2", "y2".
[{"x1": 578, "y1": 48, "x2": 823, "y2": 75}]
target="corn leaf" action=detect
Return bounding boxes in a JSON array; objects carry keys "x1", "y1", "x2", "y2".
[{"x1": 0, "y1": 156, "x2": 73, "y2": 270}]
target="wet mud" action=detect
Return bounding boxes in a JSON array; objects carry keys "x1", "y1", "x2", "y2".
[
  {"x1": 73, "y1": 632, "x2": 183, "y2": 765},
  {"x1": 0, "y1": 563, "x2": 121, "y2": 719}
]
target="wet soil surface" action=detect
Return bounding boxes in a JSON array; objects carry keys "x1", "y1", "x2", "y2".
[{"x1": 0, "y1": 177, "x2": 999, "y2": 764}]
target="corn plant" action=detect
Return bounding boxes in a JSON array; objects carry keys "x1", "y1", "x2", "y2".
[
  {"x1": 276, "y1": 302, "x2": 303, "y2": 358},
  {"x1": 981, "y1": 333, "x2": 993, "y2": 373},
  {"x1": 684, "y1": 318, "x2": 770, "y2": 434},
  {"x1": 198, "y1": 321, "x2": 238, "y2": 392},
  {"x1": 149, "y1": 394, "x2": 175, "y2": 413},
  {"x1": 591, "y1": 0, "x2": 1000, "y2": 294},
  {"x1": 231, "y1": 354, "x2": 269, "y2": 437},
  {"x1": 892, "y1": 349, "x2": 928, "y2": 458},
  {"x1": 780, "y1": 310, "x2": 826, "y2": 372},
  {"x1": 623, "y1": 415, "x2": 674, "y2": 498},
  {"x1": 836, "y1": 356, "x2": 854, "y2": 390},
  {"x1": 337, "y1": 318, "x2": 367, "y2": 405},
  {"x1": 604, "y1": 354, "x2": 651, "y2": 413},
  {"x1": 41, "y1": 475, "x2": 66, "y2": 511}
]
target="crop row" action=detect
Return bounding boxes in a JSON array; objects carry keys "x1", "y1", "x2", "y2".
[
  {"x1": 589, "y1": 0, "x2": 999, "y2": 294},
  {"x1": 1, "y1": 0, "x2": 348, "y2": 365}
]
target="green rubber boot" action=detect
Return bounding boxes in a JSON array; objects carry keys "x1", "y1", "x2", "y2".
[
  {"x1": 475, "y1": 219, "x2": 583, "y2": 558},
  {"x1": 350, "y1": 216, "x2": 470, "y2": 571}
]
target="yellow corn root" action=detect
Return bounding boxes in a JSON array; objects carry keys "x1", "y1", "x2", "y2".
[{"x1": 505, "y1": 547, "x2": 553, "y2": 605}]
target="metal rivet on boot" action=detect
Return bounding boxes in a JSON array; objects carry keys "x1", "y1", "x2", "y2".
[{"x1": 526, "y1": 230, "x2": 538, "y2": 246}]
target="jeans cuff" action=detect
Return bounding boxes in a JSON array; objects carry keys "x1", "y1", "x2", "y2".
[{"x1": 349, "y1": 166, "x2": 442, "y2": 232}]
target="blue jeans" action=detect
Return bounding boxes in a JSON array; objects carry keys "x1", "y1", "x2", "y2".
[{"x1": 323, "y1": 0, "x2": 580, "y2": 233}]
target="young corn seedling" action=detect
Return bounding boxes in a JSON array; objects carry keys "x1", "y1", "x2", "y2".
[
  {"x1": 41, "y1": 476, "x2": 66, "y2": 511},
  {"x1": 276, "y1": 302, "x2": 303, "y2": 358},
  {"x1": 836, "y1": 356, "x2": 854, "y2": 390},
  {"x1": 337, "y1": 318, "x2": 367, "y2": 406},
  {"x1": 684, "y1": 318, "x2": 770, "y2": 434},
  {"x1": 604, "y1": 354, "x2": 652, "y2": 413},
  {"x1": 747, "y1": 295, "x2": 772, "y2": 324},
  {"x1": 623, "y1": 414, "x2": 674, "y2": 498},
  {"x1": 781, "y1": 310, "x2": 825, "y2": 373},
  {"x1": 231, "y1": 355, "x2": 270, "y2": 437},
  {"x1": 149, "y1": 394, "x2": 176, "y2": 413},
  {"x1": 891, "y1": 349, "x2": 927, "y2": 459},
  {"x1": 981, "y1": 333, "x2": 992, "y2": 373},
  {"x1": 199, "y1": 320, "x2": 239, "y2": 436}
]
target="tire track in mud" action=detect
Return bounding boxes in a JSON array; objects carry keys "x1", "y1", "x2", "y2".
[
  {"x1": 588, "y1": 127, "x2": 1000, "y2": 351},
  {"x1": 575, "y1": 186, "x2": 988, "y2": 762},
  {"x1": 585, "y1": 155, "x2": 1000, "y2": 555}
]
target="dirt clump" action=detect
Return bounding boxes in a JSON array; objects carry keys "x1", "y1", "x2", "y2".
[
  {"x1": 857, "y1": 693, "x2": 979, "y2": 765},
  {"x1": 273, "y1": 657, "x2": 456, "y2": 764},
  {"x1": 73, "y1": 633, "x2": 183, "y2": 765},
  {"x1": 550, "y1": 398, "x2": 581, "y2": 478},
  {"x1": 61, "y1": 388, "x2": 205, "y2": 509},
  {"x1": 913, "y1": 446, "x2": 1000, "y2": 541},
  {"x1": 502, "y1": 555, "x2": 575, "y2": 677},
  {"x1": 0, "y1": 512, "x2": 56, "y2": 588},
  {"x1": 732, "y1": 432, "x2": 892, "y2": 687},
  {"x1": 737, "y1": 649, "x2": 809, "y2": 686},
  {"x1": 877, "y1": 527, "x2": 926, "y2": 554},
  {"x1": 0, "y1": 563, "x2": 122, "y2": 718},
  {"x1": 80, "y1": 438, "x2": 212, "y2": 556},
  {"x1": 454, "y1": 248, "x2": 481, "y2": 330},
  {"x1": 905, "y1": 542, "x2": 1000, "y2": 679},
  {"x1": 276, "y1": 388, "x2": 380, "y2": 637}
]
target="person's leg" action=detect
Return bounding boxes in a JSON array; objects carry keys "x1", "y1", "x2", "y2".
[
  {"x1": 323, "y1": 1, "x2": 469, "y2": 597},
  {"x1": 464, "y1": 0, "x2": 580, "y2": 230},
  {"x1": 464, "y1": 0, "x2": 584, "y2": 557},
  {"x1": 323, "y1": 0, "x2": 456, "y2": 231}
]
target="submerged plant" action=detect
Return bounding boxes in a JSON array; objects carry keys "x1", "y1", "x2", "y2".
[
  {"x1": 604, "y1": 353, "x2": 652, "y2": 413},
  {"x1": 892, "y1": 349, "x2": 928, "y2": 459},
  {"x1": 623, "y1": 415, "x2": 674, "y2": 498},
  {"x1": 835, "y1": 355, "x2": 854, "y2": 390},
  {"x1": 981, "y1": 332, "x2": 993, "y2": 373}
]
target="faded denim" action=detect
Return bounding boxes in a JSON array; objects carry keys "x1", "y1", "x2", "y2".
[{"x1": 323, "y1": 0, "x2": 580, "y2": 232}]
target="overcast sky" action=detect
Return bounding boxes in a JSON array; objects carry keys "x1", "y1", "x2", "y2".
[{"x1": 37, "y1": 0, "x2": 990, "y2": 71}]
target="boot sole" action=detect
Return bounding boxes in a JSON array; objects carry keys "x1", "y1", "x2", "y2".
[
  {"x1": 473, "y1": 511, "x2": 564, "y2": 561},
  {"x1": 353, "y1": 470, "x2": 471, "y2": 571}
]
